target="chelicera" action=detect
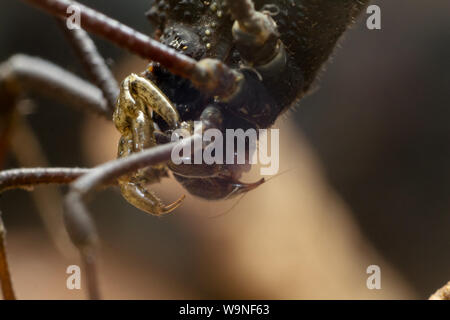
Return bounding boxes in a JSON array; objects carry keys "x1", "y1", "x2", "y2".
[{"x1": 0, "y1": 0, "x2": 370, "y2": 299}]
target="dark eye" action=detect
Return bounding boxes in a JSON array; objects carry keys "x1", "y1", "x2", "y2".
[{"x1": 161, "y1": 24, "x2": 205, "y2": 59}]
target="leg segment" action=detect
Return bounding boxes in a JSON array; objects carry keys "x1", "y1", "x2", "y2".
[
  {"x1": 225, "y1": 0, "x2": 281, "y2": 66},
  {"x1": 57, "y1": 20, "x2": 119, "y2": 114},
  {"x1": 0, "y1": 51, "x2": 112, "y2": 299},
  {"x1": 0, "y1": 168, "x2": 91, "y2": 193},
  {"x1": 23, "y1": 0, "x2": 241, "y2": 99},
  {"x1": 113, "y1": 74, "x2": 184, "y2": 215},
  {"x1": 63, "y1": 134, "x2": 200, "y2": 298},
  {"x1": 0, "y1": 167, "x2": 92, "y2": 300},
  {"x1": 0, "y1": 54, "x2": 109, "y2": 117},
  {"x1": 0, "y1": 212, "x2": 15, "y2": 300},
  {"x1": 0, "y1": 166, "x2": 104, "y2": 300},
  {"x1": 0, "y1": 51, "x2": 105, "y2": 294}
]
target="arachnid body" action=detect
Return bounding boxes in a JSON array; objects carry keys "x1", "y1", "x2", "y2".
[
  {"x1": 114, "y1": 0, "x2": 370, "y2": 214},
  {"x1": 0, "y1": 0, "x2": 370, "y2": 299}
]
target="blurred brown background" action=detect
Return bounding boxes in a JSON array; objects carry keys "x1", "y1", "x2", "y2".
[{"x1": 0, "y1": 0, "x2": 448, "y2": 299}]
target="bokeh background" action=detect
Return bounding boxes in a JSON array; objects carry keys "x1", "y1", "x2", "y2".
[{"x1": 0, "y1": 0, "x2": 448, "y2": 299}]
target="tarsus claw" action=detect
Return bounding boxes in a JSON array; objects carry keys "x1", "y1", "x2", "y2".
[{"x1": 161, "y1": 194, "x2": 186, "y2": 214}]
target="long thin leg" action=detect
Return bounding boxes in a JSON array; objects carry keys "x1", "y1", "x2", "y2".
[
  {"x1": 22, "y1": 0, "x2": 241, "y2": 99},
  {"x1": 0, "y1": 212, "x2": 15, "y2": 300},
  {"x1": 63, "y1": 134, "x2": 200, "y2": 299},
  {"x1": 0, "y1": 49, "x2": 113, "y2": 292},
  {"x1": 56, "y1": 20, "x2": 119, "y2": 114},
  {"x1": 0, "y1": 168, "x2": 91, "y2": 192},
  {"x1": 0, "y1": 54, "x2": 109, "y2": 117},
  {"x1": 0, "y1": 167, "x2": 92, "y2": 300}
]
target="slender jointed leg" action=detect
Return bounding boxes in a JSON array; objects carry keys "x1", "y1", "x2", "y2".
[
  {"x1": 23, "y1": 0, "x2": 241, "y2": 99},
  {"x1": 0, "y1": 167, "x2": 91, "y2": 300},
  {"x1": 0, "y1": 54, "x2": 109, "y2": 117},
  {"x1": 0, "y1": 43, "x2": 115, "y2": 300},
  {"x1": 0, "y1": 168, "x2": 92, "y2": 193},
  {"x1": 56, "y1": 20, "x2": 119, "y2": 114},
  {"x1": 64, "y1": 134, "x2": 200, "y2": 299},
  {"x1": 0, "y1": 53, "x2": 102, "y2": 297},
  {"x1": 0, "y1": 212, "x2": 15, "y2": 300}
]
